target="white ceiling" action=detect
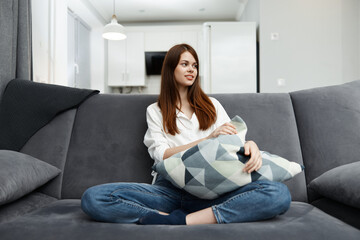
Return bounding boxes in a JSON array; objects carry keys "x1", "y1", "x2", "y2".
[{"x1": 84, "y1": 0, "x2": 248, "y2": 24}]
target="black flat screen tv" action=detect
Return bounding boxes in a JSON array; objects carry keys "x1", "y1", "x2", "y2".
[{"x1": 145, "y1": 51, "x2": 167, "y2": 75}]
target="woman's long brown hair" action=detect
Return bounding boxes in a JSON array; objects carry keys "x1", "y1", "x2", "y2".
[{"x1": 158, "y1": 44, "x2": 216, "y2": 135}]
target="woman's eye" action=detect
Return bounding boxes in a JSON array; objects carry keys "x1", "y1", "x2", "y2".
[
  {"x1": 193, "y1": 64, "x2": 198, "y2": 69},
  {"x1": 181, "y1": 63, "x2": 187, "y2": 67}
]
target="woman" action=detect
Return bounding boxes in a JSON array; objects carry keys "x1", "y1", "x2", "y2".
[{"x1": 81, "y1": 44, "x2": 291, "y2": 225}]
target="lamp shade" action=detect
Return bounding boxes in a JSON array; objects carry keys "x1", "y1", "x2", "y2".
[{"x1": 102, "y1": 15, "x2": 126, "y2": 40}]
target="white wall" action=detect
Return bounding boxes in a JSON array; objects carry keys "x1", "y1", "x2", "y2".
[
  {"x1": 260, "y1": 0, "x2": 343, "y2": 93},
  {"x1": 359, "y1": 0, "x2": 360, "y2": 80},
  {"x1": 342, "y1": 0, "x2": 359, "y2": 83},
  {"x1": 240, "y1": 0, "x2": 260, "y2": 22},
  {"x1": 240, "y1": 0, "x2": 360, "y2": 93},
  {"x1": 239, "y1": 0, "x2": 260, "y2": 39}
]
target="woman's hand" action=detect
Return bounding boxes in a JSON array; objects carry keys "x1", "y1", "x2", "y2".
[
  {"x1": 207, "y1": 123, "x2": 237, "y2": 139},
  {"x1": 243, "y1": 140, "x2": 262, "y2": 173},
  {"x1": 164, "y1": 123, "x2": 237, "y2": 160}
]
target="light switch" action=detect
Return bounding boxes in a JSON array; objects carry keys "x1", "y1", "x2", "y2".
[{"x1": 277, "y1": 78, "x2": 286, "y2": 86}]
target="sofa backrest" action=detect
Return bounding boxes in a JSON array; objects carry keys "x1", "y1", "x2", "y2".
[
  {"x1": 57, "y1": 93, "x2": 306, "y2": 201},
  {"x1": 290, "y1": 80, "x2": 360, "y2": 200},
  {"x1": 61, "y1": 94, "x2": 157, "y2": 199},
  {"x1": 21, "y1": 91, "x2": 310, "y2": 202}
]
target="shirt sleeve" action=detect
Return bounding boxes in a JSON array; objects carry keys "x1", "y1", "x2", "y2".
[
  {"x1": 210, "y1": 97, "x2": 231, "y2": 128},
  {"x1": 211, "y1": 97, "x2": 247, "y2": 143},
  {"x1": 143, "y1": 104, "x2": 171, "y2": 164}
]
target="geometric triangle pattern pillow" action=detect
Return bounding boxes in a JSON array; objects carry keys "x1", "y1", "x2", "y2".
[{"x1": 153, "y1": 115, "x2": 304, "y2": 199}]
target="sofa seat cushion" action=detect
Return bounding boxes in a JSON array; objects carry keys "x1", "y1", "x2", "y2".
[
  {"x1": 312, "y1": 197, "x2": 360, "y2": 230},
  {"x1": 0, "y1": 200, "x2": 358, "y2": 240},
  {"x1": 0, "y1": 192, "x2": 56, "y2": 224}
]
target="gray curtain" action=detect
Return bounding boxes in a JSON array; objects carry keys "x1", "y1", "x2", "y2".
[{"x1": 0, "y1": 0, "x2": 32, "y2": 102}]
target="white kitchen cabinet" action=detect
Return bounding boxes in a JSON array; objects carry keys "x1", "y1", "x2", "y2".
[{"x1": 108, "y1": 32, "x2": 145, "y2": 87}]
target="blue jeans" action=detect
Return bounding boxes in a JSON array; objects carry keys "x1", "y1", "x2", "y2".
[{"x1": 81, "y1": 176, "x2": 291, "y2": 224}]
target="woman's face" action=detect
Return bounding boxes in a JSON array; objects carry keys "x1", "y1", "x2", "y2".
[{"x1": 174, "y1": 51, "x2": 198, "y2": 89}]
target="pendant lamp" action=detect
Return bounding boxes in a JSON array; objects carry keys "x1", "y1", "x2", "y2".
[{"x1": 102, "y1": 0, "x2": 126, "y2": 40}]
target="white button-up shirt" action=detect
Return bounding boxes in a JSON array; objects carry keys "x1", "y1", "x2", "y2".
[{"x1": 143, "y1": 97, "x2": 231, "y2": 167}]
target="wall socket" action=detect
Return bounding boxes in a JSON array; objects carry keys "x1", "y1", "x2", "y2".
[{"x1": 277, "y1": 78, "x2": 286, "y2": 86}]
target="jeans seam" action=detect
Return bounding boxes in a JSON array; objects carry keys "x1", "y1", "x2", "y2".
[
  {"x1": 217, "y1": 183, "x2": 264, "y2": 210},
  {"x1": 212, "y1": 183, "x2": 265, "y2": 223},
  {"x1": 112, "y1": 197, "x2": 157, "y2": 215},
  {"x1": 212, "y1": 206, "x2": 223, "y2": 224}
]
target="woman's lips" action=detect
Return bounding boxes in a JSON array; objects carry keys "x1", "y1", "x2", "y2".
[{"x1": 185, "y1": 75, "x2": 194, "y2": 80}]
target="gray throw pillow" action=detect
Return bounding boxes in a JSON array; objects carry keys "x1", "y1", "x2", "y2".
[
  {"x1": 308, "y1": 161, "x2": 360, "y2": 209},
  {"x1": 0, "y1": 150, "x2": 61, "y2": 206},
  {"x1": 153, "y1": 116, "x2": 304, "y2": 199}
]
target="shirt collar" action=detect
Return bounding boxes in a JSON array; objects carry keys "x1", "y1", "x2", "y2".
[{"x1": 176, "y1": 109, "x2": 195, "y2": 121}]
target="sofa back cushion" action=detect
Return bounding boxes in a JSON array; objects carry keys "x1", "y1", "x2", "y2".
[
  {"x1": 213, "y1": 93, "x2": 307, "y2": 202},
  {"x1": 61, "y1": 94, "x2": 157, "y2": 199},
  {"x1": 290, "y1": 81, "x2": 360, "y2": 187},
  {"x1": 61, "y1": 93, "x2": 307, "y2": 202}
]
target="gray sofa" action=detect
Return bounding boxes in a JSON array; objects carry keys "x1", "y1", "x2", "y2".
[{"x1": 0, "y1": 80, "x2": 360, "y2": 239}]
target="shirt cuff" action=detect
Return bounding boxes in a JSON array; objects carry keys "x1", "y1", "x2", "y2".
[{"x1": 153, "y1": 145, "x2": 168, "y2": 164}]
